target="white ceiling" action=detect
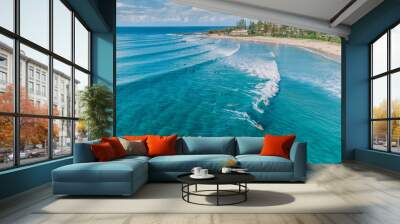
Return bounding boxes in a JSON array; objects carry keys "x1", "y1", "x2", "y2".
[
  {"x1": 227, "y1": 0, "x2": 352, "y2": 22},
  {"x1": 174, "y1": 0, "x2": 384, "y2": 37}
]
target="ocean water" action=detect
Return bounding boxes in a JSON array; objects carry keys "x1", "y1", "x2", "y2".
[{"x1": 116, "y1": 27, "x2": 341, "y2": 163}]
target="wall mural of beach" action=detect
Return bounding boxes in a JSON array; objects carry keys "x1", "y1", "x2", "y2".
[{"x1": 116, "y1": 0, "x2": 341, "y2": 163}]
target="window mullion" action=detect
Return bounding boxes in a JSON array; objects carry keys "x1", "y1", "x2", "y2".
[
  {"x1": 48, "y1": 0, "x2": 54, "y2": 160},
  {"x1": 71, "y1": 10, "x2": 76, "y2": 155},
  {"x1": 388, "y1": 30, "x2": 391, "y2": 152},
  {"x1": 14, "y1": 0, "x2": 20, "y2": 167}
]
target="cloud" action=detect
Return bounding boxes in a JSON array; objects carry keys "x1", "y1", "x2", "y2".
[{"x1": 117, "y1": 0, "x2": 239, "y2": 26}]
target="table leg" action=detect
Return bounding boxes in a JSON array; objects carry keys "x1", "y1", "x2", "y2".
[
  {"x1": 181, "y1": 184, "x2": 183, "y2": 199},
  {"x1": 195, "y1": 184, "x2": 198, "y2": 192},
  {"x1": 217, "y1": 184, "x2": 219, "y2": 206},
  {"x1": 245, "y1": 183, "x2": 247, "y2": 201},
  {"x1": 187, "y1": 184, "x2": 190, "y2": 202}
]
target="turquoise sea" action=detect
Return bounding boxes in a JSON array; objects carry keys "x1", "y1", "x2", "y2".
[{"x1": 116, "y1": 27, "x2": 341, "y2": 163}]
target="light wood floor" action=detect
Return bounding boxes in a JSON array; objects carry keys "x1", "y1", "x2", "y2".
[{"x1": 1, "y1": 162, "x2": 400, "y2": 224}]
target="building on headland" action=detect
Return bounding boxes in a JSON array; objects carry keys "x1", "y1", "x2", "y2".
[{"x1": 229, "y1": 29, "x2": 248, "y2": 36}]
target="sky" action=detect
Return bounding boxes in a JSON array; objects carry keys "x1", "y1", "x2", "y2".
[
  {"x1": 0, "y1": 0, "x2": 88, "y2": 71},
  {"x1": 117, "y1": 0, "x2": 240, "y2": 27}
]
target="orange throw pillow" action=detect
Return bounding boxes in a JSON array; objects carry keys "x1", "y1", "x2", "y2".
[
  {"x1": 124, "y1": 135, "x2": 148, "y2": 141},
  {"x1": 260, "y1": 134, "x2": 296, "y2": 159},
  {"x1": 101, "y1": 137, "x2": 127, "y2": 158},
  {"x1": 146, "y1": 135, "x2": 177, "y2": 157},
  {"x1": 91, "y1": 142, "x2": 117, "y2": 161}
]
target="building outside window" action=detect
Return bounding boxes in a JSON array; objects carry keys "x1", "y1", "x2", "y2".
[
  {"x1": 41, "y1": 73, "x2": 46, "y2": 83},
  {"x1": 35, "y1": 70, "x2": 40, "y2": 81},
  {"x1": 28, "y1": 81, "x2": 34, "y2": 94},
  {"x1": 0, "y1": 54, "x2": 7, "y2": 89},
  {"x1": 41, "y1": 85, "x2": 46, "y2": 97},
  {"x1": 35, "y1": 83, "x2": 40, "y2": 95},
  {"x1": 0, "y1": 55, "x2": 7, "y2": 67},
  {"x1": 28, "y1": 66, "x2": 34, "y2": 80}
]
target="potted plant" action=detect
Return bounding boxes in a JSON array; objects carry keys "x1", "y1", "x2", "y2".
[{"x1": 79, "y1": 84, "x2": 113, "y2": 140}]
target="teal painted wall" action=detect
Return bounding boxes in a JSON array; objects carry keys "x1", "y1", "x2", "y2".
[
  {"x1": 0, "y1": 158, "x2": 72, "y2": 199},
  {"x1": 92, "y1": 33, "x2": 114, "y2": 88},
  {"x1": 345, "y1": 0, "x2": 400, "y2": 170}
]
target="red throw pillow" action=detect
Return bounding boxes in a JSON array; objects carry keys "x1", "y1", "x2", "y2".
[
  {"x1": 91, "y1": 142, "x2": 117, "y2": 161},
  {"x1": 101, "y1": 137, "x2": 127, "y2": 158},
  {"x1": 124, "y1": 135, "x2": 148, "y2": 141},
  {"x1": 260, "y1": 134, "x2": 296, "y2": 159},
  {"x1": 146, "y1": 135, "x2": 177, "y2": 157}
]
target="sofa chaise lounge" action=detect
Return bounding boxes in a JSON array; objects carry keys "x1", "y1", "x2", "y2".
[{"x1": 52, "y1": 137, "x2": 307, "y2": 196}]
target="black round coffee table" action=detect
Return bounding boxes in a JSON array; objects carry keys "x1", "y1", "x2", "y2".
[{"x1": 177, "y1": 173, "x2": 255, "y2": 206}]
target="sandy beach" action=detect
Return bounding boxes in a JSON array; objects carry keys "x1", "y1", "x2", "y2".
[{"x1": 208, "y1": 34, "x2": 341, "y2": 62}]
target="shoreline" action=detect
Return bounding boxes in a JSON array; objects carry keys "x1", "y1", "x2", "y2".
[{"x1": 207, "y1": 34, "x2": 341, "y2": 62}]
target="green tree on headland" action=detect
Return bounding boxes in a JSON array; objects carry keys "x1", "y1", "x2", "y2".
[
  {"x1": 208, "y1": 19, "x2": 341, "y2": 43},
  {"x1": 236, "y1": 19, "x2": 246, "y2": 29},
  {"x1": 248, "y1": 21, "x2": 257, "y2": 35}
]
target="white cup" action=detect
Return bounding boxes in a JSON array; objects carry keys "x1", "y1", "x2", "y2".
[
  {"x1": 221, "y1": 167, "x2": 232, "y2": 174},
  {"x1": 191, "y1": 167, "x2": 202, "y2": 176},
  {"x1": 200, "y1": 169, "x2": 208, "y2": 176}
]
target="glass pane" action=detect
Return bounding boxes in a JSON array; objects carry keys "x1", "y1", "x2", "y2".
[
  {"x1": 53, "y1": 0, "x2": 72, "y2": 60},
  {"x1": 372, "y1": 33, "x2": 387, "y2": 76},
  {"x1": 391, "y1": 24, "x2": 400, "y2": 70},
  {"x1": 74, "y1": 69, "x2": 89, "y2": 118},
  {"x1": 391, "y1": 120, "x2": 400, "y2": 153},
  {"x1": 20, "y1": 117, "x2": 49, "y2": 165},
  {"x1": 391, "y1": 72, "x2": 400, "y2": 118},
  {"x1": 0, "y1": 0, "x2": 14, "y2": 31},
  {"x1": 53, "y1": 59, "x2": 72, "y2": 117},
  {"x1": 53, "y1": 119, "x2": 72, "y2": 157},
  {"x1": 372, "y1": 121, "x2": 388, "y2": 151},
  {"x1": 75, "y1": 120, "x2": 88, "y2": 143},
  {"x1": 74, "y1": 18, "x2": 89, "y2": 70},
  {"x1": 372, "y1": 76, "x2": 387, "y2": 119},
  {"x1": 0, "y1": 116, "x2": 14, "y2": 170},
  {"x1": 20, "y1": 44, "x2": 49, "y2": 115},
  {"x1": 0, "y1": 35, "x2": 14, "y2": 112},
  {"x1": 20, "y1": 0, "x2": 49, "y2": 49}
]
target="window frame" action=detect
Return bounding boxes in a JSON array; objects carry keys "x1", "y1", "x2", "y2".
[
  {"x1": 370, "y1": 21, "x2": 400, "y2": 154},
  {"x1": 0, "y1": 0, "x2": 92, "y2": 171}
]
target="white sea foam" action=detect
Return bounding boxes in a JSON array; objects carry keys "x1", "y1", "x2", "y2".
[
  {"x1": 213, "y1": 43, "x2": 240, "y2": 57},
  {"x1": 224, "y1": 109, "x2": 264, "y2": 131},
  {"x1": 290, "y1": 73, "x2": 341, "y2": 97},
  {"x1": 226, "y1": 58, "x2": 280, "y2": 113},
  {"x1": 117, "y1": 41, "x2": 241, "y2": 86}
]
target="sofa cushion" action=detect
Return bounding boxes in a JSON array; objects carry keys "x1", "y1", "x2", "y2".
[
  {"x1": 147, "y1": 135, "x2": 177, "y2": 157},
  {"x1": 236, "y1": 155, "x2": 293, "y2": 172},
  {"x1": 101, "y1": 137, "x2": 127, "y2": 158},
  {"x1": 116, "y1": 155, "x2": 150, "y2": 163},
  {"x1": 124, "y1": 135, "x2": 148, "y2": 141},
  {"x1": 53, "y1": 158, "x2": 147, "y2": 183},
  {"x1": 260, "y1": 134, "x2": 296, "y2": 159},
  {"x1": 149, "y1": 154, "x2": 235, "y2": 172},
  {"x1": 119, "y1": 138, "x2": 147, "y2": 156},
  {"x1": 236, "y1": 137, "x2": 263, "y2": 155},
  {"x1": 73, "y1": 140, "x2": 100, "y2": 163},
  {"x1": 91, "y1": 142, "x2": 118, "y2": 161},
  {"x1": 181, "y1": 137, "x2": 235, "y2": 155}
]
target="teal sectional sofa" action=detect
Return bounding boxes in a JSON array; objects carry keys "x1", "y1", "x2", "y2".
[{"x1": 52, "y1": 137, "x2": 307, "y2": 196}]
